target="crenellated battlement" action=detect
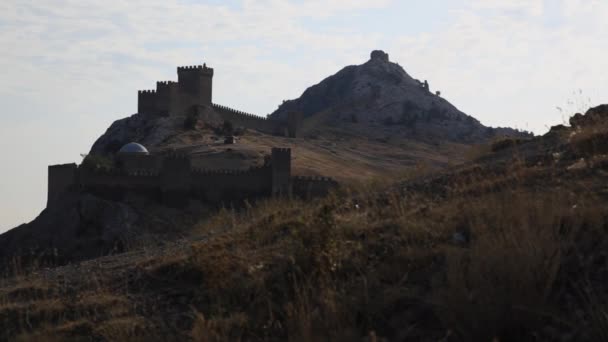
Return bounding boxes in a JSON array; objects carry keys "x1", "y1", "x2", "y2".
[
  {"x1": 82, "y1": 167, "x2": 122, "y2": 176},
  {"x1": 177, "y1": 64, "x2": 214, "y2": 76},
  {"x1": 126, "y1": 170, "x2": 159, "y2": 177},
  {"x1": 292, "y1": 175, "x2": 337, "y2": 183},
  {"x1": 212, "y1": 103, "x2": 268, "y2": 121},
  {"x1": 48, "y1": 146, "x2": 336, "y2": 208},
  {"x1": 192, "y1": 164, "x2": 269, "y2": 176},
  {"x1": 177, "y1": 63, "x2": 212, "y2": 70},
  {"x1": 81, "y1": 166, "x2": 159, "y2": 178},
  {"x1": 156, "y1": 81, "x2": 177, "y2": 87},
  {"x1": 135, "y1": 61, "x2": 300, "y2": 136},
  {"x1": 162, "y1": 152, "x2": 190, "y2": 160},
  {"x1": 292, "y1": 174, "x2": 338, "y2": 199},
  {"x1": 177, "y1": 65, "x2": 203, "y2": 71}
]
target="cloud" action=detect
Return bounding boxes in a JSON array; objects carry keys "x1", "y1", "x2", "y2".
[
  {"x1": 388, "y1": 0, "x2": 608, "y2": 131},
  {"x1": 0, "y1": 0, "x2": 393, "y2": 230}
]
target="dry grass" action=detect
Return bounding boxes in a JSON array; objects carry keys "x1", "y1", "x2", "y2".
[
  {"x1": 2, "y1": 186, "x2": 607, "y2": 341},
  {"x1": 2, "y1": 127, "x2": 608, "y2": 340},
  {"x1": 434, "y1": 192, "x2": 567, "y2": 340},
  {"x1": 569, "y1": 120, "x2": 608, "y2": 157}
]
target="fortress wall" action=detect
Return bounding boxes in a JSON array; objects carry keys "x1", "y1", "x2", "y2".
[
  {"x1": 212, "y1": 104, "x2": 286, "y2": 135},
  {"x1": 195, "y1": 106, "x2": 224, "y2": 127},
  {"x1": 156, "y1": 81, "x2": 179, "y2": 115},
  {"x1": 119, "y1": 154, "x2": 162, "y2": 174},
  {"x1": 160, "y1": 155, "x2": 191, "y2": 191},
  {"x1": 191, "y1": 165, "x2": 272, "y2": 201},
  {"x1": 79, "y1": 169, "x2": 161, "y2": 201},
  {"x1": 271, "y1": 148, "x2": 291, "y2": 196},
  {"x1": 287, "y1": 111, "x2": 302, "y2": 138},
  {"x1": 178, "y1": 65, "x2": 214, "y2": 108},
  {"x1": 292, "y1": 176, "x2": 338, "y2": 199},
  {"x1": 138, "y1": 90, "x2": 158, "y2": 114},
  {"x1": 48, "y1": 163, "x2": 78, "y2": 205},
  {"x1": 80, "y1": 168, "x2": 160, "y2": 188}
]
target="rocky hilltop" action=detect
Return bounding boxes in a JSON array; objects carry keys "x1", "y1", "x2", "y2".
[
  {"x1": 0, "y1": 51, "x2": 533, "y2": 269},
  {"x1": 92, "y1": 50, "x2": 527, "y2": 158},
  {"x1": 271, "y1": 50, "x2": 524, "y2": 143}
]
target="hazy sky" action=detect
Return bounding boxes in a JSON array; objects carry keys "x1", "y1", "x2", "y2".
[{"x1": 1, "y1": 0, "x2": 607, "y2": 232}]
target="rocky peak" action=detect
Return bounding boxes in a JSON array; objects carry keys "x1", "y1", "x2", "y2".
[{"x1": 270, "y1": 50, "x2": 528, "y2": 143}]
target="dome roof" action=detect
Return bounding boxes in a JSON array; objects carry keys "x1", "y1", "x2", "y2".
[{"x1": 118, "y1": 142, "x2": 149, "y2": 154}]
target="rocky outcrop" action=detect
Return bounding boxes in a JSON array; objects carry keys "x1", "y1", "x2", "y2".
[
  {"x1": 90, "y1": 111, "x2": 185, "y2": 155},
  {"x1": 270, "y1": 50, "x2": 528, "y2": 143},
  {"x1": 0, "y1": 193, "x2": 139, "y2": 267},
  {"x1": 569, "y1": 105, "x2": 608, "y2": 128},
  {"x1": 89, "y1": 105, "x2": 223, "y2": 155}
]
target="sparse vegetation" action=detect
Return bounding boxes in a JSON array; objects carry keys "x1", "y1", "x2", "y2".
[
  {"x1": 222, "y1": 120, "x2": 234, "y2": 135},
  {"x1": 2, "y1": 146, "x2": 608, "y2": 340},
  {"x1": 80, "y1": 154, "x2": 116, "y2": 171},
  {"x1": 184, "y1": 111, "x2": 199, "y2": 130},
  {"x1": 3, "y1": 108, "x2": 608, "y2": 340}
]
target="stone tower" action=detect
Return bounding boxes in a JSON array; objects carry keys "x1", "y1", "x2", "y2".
[
  {"x1": 177, "y1": 64, "x2": 214, "y2": 111},
  {"x1": 271, "y1": 148, "x2": 291, "y2": 196},
  {"x1": 287, "y1": 111, "x2": 302, "y2": 138}
]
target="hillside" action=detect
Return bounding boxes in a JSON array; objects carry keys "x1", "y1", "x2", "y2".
[
  {"x1": 0, "y1": 105, "x2": 607, "y2": 341},
  {"x1": 0, "y1": 51, "x2": 531, "y2": 275},
  {"x1": 89, "y1": 50, "x2": 529, "y2": 184},
  {"x1": 270, "y1": 50, "x2": 525, "y2": 143}
]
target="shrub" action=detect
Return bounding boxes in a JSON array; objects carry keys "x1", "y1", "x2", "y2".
[
  {"x1": 222, "y1": 121, "x2": 234, "y2": 135},
  {"x1": 184, "y1": 112, "x2": 199, "y2": 130},
  {"x1": 81, "y1": 154, "x2": 116, "y2": 171}
]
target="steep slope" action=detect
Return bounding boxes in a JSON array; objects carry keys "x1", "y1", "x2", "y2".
[{"x1": 271, "y1": 50, "x2": 524, "y2": 143}]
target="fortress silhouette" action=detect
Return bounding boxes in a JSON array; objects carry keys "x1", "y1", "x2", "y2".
[
  {"x1": 47, "y1": 63, "x2": 336, "y2": 207},
  {"x1": 138, "y1": 63, "x2": 301, "y2": 138}
]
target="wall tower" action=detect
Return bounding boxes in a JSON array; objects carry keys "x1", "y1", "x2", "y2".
[
  {"x1": 156, "y1": 81, "x2": 179, "y2": 115},
  {"x1": 138, "y1": 90, "x2": 158, "y2": 115},
  {"x1": 271, "y1": 148, "x2": 291, "y2": 196},
  {"x1": 177, "y1": 64, "x2": 214, "y2": 111},
  {"x1": 287, "y1": 111, "x2": 302, "y2": 138}
]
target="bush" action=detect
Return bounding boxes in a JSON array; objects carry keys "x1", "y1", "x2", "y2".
[
  {"x1": 222, "y1": 121, "x2": 234, "y2": 135},
  {"x1": 184, "y1": 112, "x2": 199, "y2": 130},
  {"x1": 81, "y1": 154, "x2": 116, "y2": 171}
]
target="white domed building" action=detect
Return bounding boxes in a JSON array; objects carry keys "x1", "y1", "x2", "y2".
[
  {"x1": 118, "y1": 142, "x2": 149, "y2": 155},
  {"x1": 116, "y1": 142, "x2": 159, "y2": 174}
]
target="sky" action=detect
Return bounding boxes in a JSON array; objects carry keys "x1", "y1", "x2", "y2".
[{"x1": 0, "y1": 0, "x2": 607, "y2": 232}]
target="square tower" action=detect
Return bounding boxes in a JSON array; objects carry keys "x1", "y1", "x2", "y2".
[
  {"x1": 271, "y1": 148, "x2": 291, "y2": 196},
  {"x1": 177, "y1": 64, "x2": 214, "y2": 111}
]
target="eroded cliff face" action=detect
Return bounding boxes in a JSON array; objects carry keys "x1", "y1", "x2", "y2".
[
  {"x1": 0, "y1": 193, "x2": 137, "y2": 266},
  {"x1": 270, "y1": 50, "x2": 527, "y2": 143},
  {"x1": 89, "y1": 107, "x2": 190, "y2": 156}
]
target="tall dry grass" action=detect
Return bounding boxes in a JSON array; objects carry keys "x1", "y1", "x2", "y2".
[{"x1": 1, "y1": 143, "x2": 608, "y2": 341}]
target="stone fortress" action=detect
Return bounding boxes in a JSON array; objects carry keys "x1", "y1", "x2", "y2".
[
  {"x1": 137, "y1": 63, "x2": 301, "y2": 138},
  {"x1": 47, "y1": 62, "x2": 336, "y2": 207}
]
